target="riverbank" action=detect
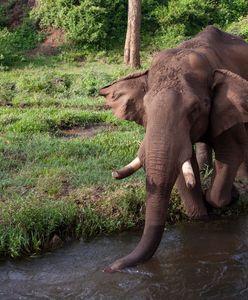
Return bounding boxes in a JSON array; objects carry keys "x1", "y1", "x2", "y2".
[{"x1": 1, "y1": 55, "x2": 248, "y2": 258}]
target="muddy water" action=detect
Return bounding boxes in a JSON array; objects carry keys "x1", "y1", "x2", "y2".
[{"x1": 0, "y1": 217, "x2": 248, "y2": 300}]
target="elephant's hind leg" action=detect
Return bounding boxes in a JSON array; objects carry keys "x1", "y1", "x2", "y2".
[
  {"x1": 176, "y1": 152, "x2": 208, "y2": 219},
  {"x1": 206, "y1": 125, "x2": 245, "y2": 208},
  {"x1": 236, "y1": 123, "x2": 248, "y2": 179}
]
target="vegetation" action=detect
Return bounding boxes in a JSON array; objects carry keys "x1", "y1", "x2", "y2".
[
  {"x1": 0, "y1": 59, "x2": 139, "y2": 257},
  {"x1": 32, "y1": 0, "x2": 248, "y2": 50},
  {"x1": 0, "y1": 1, "x2": 248, "y2": 258}
]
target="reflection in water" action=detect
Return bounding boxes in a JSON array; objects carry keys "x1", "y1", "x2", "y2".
[{"x1": 0, "y1": 217, "x2": 248, "y2": 299}]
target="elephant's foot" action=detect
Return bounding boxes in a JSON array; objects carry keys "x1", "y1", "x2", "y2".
[
  {"x1": 205, "y1": 184, "x2": 240, "y2": 208},
  {"x1": 179, "y1": 191, "x2": 208, "y2": 220}
]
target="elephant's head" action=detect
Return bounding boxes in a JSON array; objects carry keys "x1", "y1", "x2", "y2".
[{"x1": 99, "y1": 54, "x2": 248, "y2": 272}]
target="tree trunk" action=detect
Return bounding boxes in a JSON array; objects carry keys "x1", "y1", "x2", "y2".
[{"x1": 124, "y1": 0, "x2": 141, "y2": 68}]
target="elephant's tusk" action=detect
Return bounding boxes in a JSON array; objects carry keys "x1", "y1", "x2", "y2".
[
  {"x1": 112, "y1": 157, "x2": 142, "y2": 180},
  {"x1": 182, "y1": 160, "x2": 196, "y2": 189}
]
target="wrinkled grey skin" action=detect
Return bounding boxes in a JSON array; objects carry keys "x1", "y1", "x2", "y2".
[{"x1": 99, "y1": 26, "x2": 248, "y2": 272}]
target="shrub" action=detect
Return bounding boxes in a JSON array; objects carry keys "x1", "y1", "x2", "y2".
[
  {"x1": 152, "y1": 0, "x2": 248, "y2": 49},
  {"x1": 227, "y1": 16, "x2": 248, "y2": 41},
  {"x1": 32, "y1": 0, "x2": 127, "y2": 49},
  {"x1": 0, "y1": 4, "x2": 8, "y2": 29},
  {"x1": 0, "y1": 17, "x2": 44, "y2": 68},
  {"x1": 0, "y1": 28, "x2": 15, "y2": 68},
  {"x1": 218, "y1": 0, "x2": 248, "y2": 26}
]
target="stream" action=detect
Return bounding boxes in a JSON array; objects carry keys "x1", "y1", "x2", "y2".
[{"x1": 0, "y1": 217, "x2": 248, "y2": 299}]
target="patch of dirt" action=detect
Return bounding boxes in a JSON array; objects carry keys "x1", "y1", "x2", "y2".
[
  {"x1": 78, "y1": 105, "x2": 109, "y2": 112},
  {"x1": 92, "y1": 105, "x2": 109, "y2": 111},
  {"x1": 0, "y1": 100, "x2": 13, "y2": 107},
  {"x1": 4, "y1": 0, "x2": 37, "y2": 29},
  {"x1": 29, "y1": 28, "x2": 65, "y2": 56},
  {"x1": 74, "y1": 186, "x2": 106, "y2": 206},
  {"x1": 62, "y1": 123, "x2": 116, "y2": 139}
]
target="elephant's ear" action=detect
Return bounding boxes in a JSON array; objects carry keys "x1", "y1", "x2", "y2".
[
  {"x1": 99, "y1": 70, "x2": 148, "y2": 126},
  {"x1": 211, "y1": 69, "x2": 248, "y2": 137}
]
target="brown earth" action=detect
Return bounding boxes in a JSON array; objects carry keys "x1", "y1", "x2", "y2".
[
  {"x1": 29, "y1": 28, "x2": 65, "y2": 56},
  {"x1": 62, "y1": 123, "x2": 116, "y2": 139}
]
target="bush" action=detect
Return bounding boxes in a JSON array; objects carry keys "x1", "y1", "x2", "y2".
[
  {"x1": 154, "y1": 0, "x2": 216, "y2": 36},
  {"x1": 0, "y1": 28, "x2": 16, "y2": 68},
  {"x1": 218, "y1": 0, "x2": 248, "y2": 26},
  {"x1": 32, "y1": 0, "x2": 248, "y2": 51},
  {"x1": 227, "y1": 16, "x2": 248, "y2": 41},
  {"x1": 0, "y1": 4, "x2": 8, "y2": 29},
  {"x1": 152, "y1": 0, "x2": 248, "y2": 49},
  {"x1": 12, "y1": 17, "x2": 45, "y2": 51},
  {"x1": 0, "y1": 17, "x2": 44, "y2": 68},
  {"x1": 32, "y1": 0, "x2": 127, "y2": 49}
]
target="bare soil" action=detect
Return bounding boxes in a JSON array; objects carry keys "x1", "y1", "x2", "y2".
[
  {"x1": 62, "y1": 123, "x2": 116, "y2": 139},
  {"x1": 29, "y1": 28, "x2": 65, "y2": 56}
]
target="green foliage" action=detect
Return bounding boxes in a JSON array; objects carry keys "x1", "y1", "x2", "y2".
[
  {"x1": 31, "y1": 0, "x2": 248, "y2": 51},
  {"x1": 13, "y1": 17, "x2": 45, "y2": 51},
  {"x1": 218, "y1": 0, "x2": 248, "y2": 25},
  {"x1": 154, "y1": 0, "x2": 215, "y2": 36},
  {"x1": 0, "y1": 4, "x2": 8, "y2": 29},
  {"x1": 0, "y1": 17, "x2": 44, "y2": 68},
  {"x1": 0, "y1": 28, "x2": 14, "y2": 68},
  {"x1": 227, "y1": 16, "x2": 248, "y2": 41},
  {"x1": 32, "y1": 0, "x2": 127, "y2": 49},
  {"x1": 152, "y1": 0, "x2": 248, "y2": 49}
]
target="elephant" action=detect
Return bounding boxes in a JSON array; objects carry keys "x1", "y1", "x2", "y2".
[{"x1": 99, "y1": 26, "x2": 248, "y2": 272}]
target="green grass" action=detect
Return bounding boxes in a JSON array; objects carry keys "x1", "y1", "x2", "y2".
[{"x1": 0, "y1": 57, "x2": 149, "y2": 257}]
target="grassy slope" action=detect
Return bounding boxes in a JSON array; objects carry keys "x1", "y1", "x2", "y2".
[
  {"x1": 0, "y1": 57, "x2": 146, "y2": 257},
  {"x1": 0, "y1": 53, "x2": 248, "y2": 258}
]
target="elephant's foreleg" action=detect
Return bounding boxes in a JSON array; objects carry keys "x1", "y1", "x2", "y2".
[
  {"x1": 206, "y1": 125, "x2": 245, "y2": 208},
  {"x1": 195, "y1": 142, "x2": 212, "y2": 171},
  {"x1": 176, "y1": 152, "x2": 208, "y2": 219}
]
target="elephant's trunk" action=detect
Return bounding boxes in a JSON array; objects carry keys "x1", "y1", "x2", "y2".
[
  {"x1": 104, "y1": 177, "x2": 174, "y2": 272},
  {"x1": 104, "y1": 95, "x2": 192, "y2": 272}
]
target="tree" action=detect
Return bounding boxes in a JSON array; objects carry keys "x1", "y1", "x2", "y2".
[{"x1": 124, "y1": 0, "x2": 141, "y2": 68}]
